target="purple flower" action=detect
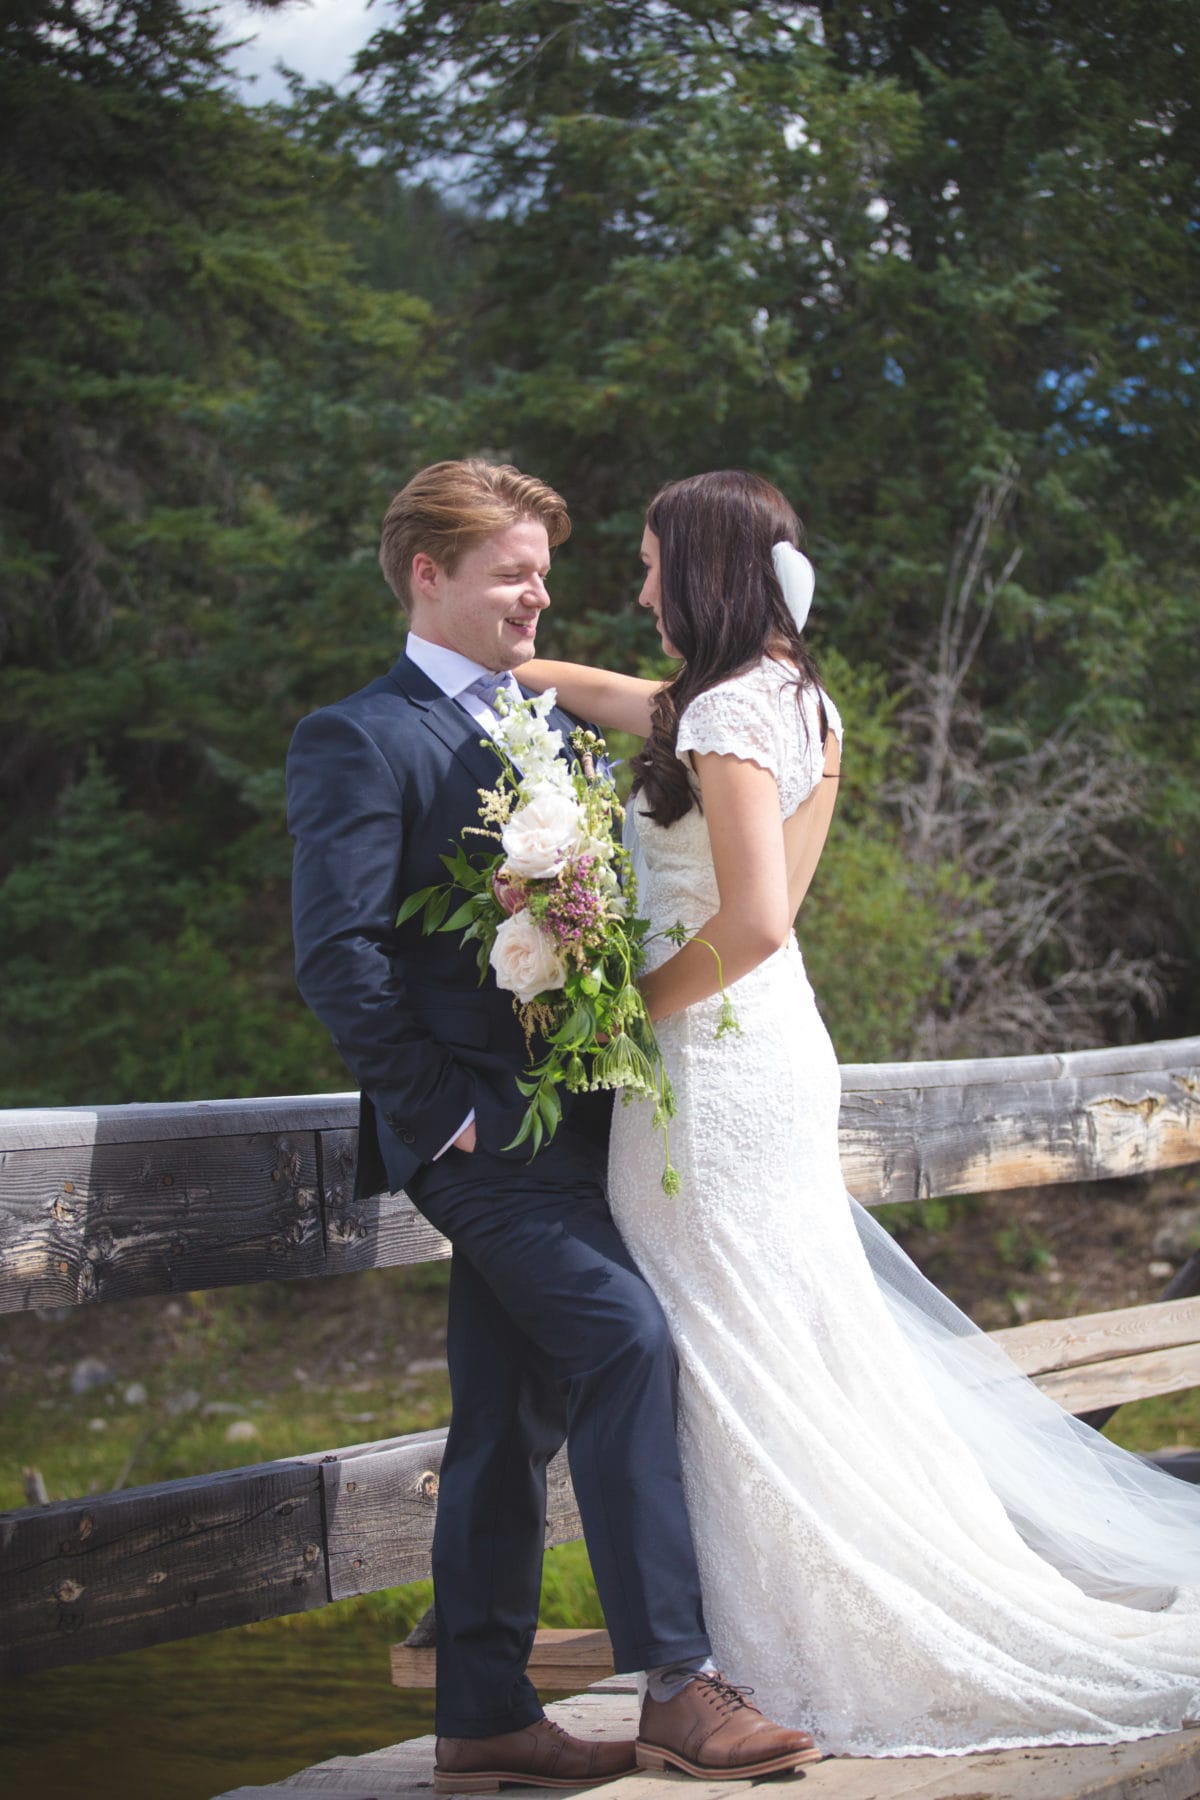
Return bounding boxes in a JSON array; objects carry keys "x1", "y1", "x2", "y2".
[{"x1": 543, "y1": 857, "x2": 605, "y2": 950}]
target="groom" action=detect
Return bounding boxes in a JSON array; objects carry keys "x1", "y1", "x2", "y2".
[{"x1": 286, "y1": 459, "x2": 818, "y2": 1789}]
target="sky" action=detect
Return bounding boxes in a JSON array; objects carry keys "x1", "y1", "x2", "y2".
[{"x1": 215, "y1": 0, "x2": 381, "y2": 104}]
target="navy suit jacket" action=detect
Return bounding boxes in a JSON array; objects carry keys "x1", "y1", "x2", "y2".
[{"x1": 286, "y1": 652, "x2": 609, "y2": 1199}]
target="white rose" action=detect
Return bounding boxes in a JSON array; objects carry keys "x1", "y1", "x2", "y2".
[
  {"x1": 501, "y1": 785, "x2": 587, "y2": 879},
  {"x1": 489, "y1": 908, "x2": 567, "y2": 1004}
]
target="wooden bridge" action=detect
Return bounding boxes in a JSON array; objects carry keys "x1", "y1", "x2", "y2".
[{"x1": 3, "y1": 1036, "x2": 1200, "y2": 1799}]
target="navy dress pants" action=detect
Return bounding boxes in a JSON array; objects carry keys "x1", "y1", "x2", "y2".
[{"x1": 402, "y1": 1124, "x2": 710, "y2": 1739}]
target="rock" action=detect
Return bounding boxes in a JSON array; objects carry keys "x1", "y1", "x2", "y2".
[
  {"x1": 87, "y1": 1417, "x2": 108, "y2": 1432},
  {"x1": 70, "y1": 1356, "x2": 114, "y2": 1396},
  {"x1": 165, "y1": 1387, "x2": 200, "y2": 1417},
  {"x1": 406, "y1": 1357, "x2": 446, "y2": 1375},
  {"x1": 1148, "y1": 1260, "x2": 1175, "y2": 1281},
  {"x1": 201, "y1": 1400, "x2": 243, "y2": 1416},
  {"x1": 123, "y1": 1382, "x2": 147, "y2": 1406},
  {"x1": 1151, "y1": 1206, "x2": 1200, "y2": 1262},
  {"x1": 224, "y1": 1420, "x2": 258, "y2": 1443},
  {"x1": 22, "y1": 1467, "x2": 49, "y2": 1505},
  {"x1": 161, "y1": 1301, "x2": 184, "y2": 1320}
]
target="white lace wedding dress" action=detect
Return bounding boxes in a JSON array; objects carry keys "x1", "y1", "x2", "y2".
[{"x1": 608, "y1": 655, "x2": 1200, "y2": 1758}]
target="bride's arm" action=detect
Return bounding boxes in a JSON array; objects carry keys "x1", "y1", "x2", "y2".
[
  {"x1": 637, "y1": 754, "x2": 793, "y2": 1024},
  {"x1": 520, "y1": 659, "x2": 664, "y2": 737}
]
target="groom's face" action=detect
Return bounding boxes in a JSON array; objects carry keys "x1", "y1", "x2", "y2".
[{"x1": 409, "y1": 519, "x2": 552, "y2": 671}]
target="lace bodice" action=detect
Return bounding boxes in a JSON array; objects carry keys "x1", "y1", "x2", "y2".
[
  {"x1": 675, "y1": 657, "x2": 842, "y2": 815},
  {"x1": 628, "y1": 659, "x2": 842, "y2": 966}
]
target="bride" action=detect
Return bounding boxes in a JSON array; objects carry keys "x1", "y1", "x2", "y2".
[{"x1": 522, "y1": 468, "x2": 1200, "y2": 1759}]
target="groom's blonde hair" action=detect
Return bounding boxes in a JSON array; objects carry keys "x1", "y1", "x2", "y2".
[{"x1": 379, "y1": 459, "x2": 571, "y2": 605}]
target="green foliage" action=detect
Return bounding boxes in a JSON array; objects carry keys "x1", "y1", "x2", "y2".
[
  {"x1": 993, "y1": 1220, "x2": 1056, "y2": 1276},
  {"x1": 0, "y1": 1, "x2": 443, "y2": 1105},
  {"x1": 0, "y1": 756, "x2": 332, "y2": 1102},
  {"x1": 2, "y1": 0, "x2": 1198, "y2": 1111},
  {"x1": 350, "y1": 0, "x2": 1200, "y2": 1046}
]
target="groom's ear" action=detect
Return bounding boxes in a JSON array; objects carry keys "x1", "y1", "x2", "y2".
[{"x1": 410, "y1": 551, "x2": 443, "y2": 606}]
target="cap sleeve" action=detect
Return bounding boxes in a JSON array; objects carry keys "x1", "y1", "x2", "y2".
[{"x1": 675, "y1": 677, "x2": 783, "y2": 781}]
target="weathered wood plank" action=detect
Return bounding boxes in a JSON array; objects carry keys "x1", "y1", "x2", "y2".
[
  {"x1": 839, "y1": 1048, "x2": 1200, "y2": 1206},
  {"x1": 0, "y1": 1093, "x2": 359, "y2": 1153},
  {"x1": 0, "y1": 1437, "x2": 380, "y2": 1678},
  {"x1": 0, "y1": 1457, "x2": 326, "y2": 1678},
  {"x1": 992, "y1": 1296, "x2": 1200, "y2": 1377},
  {"x1": 323, "y1": 1435, "x2": 579, "y2": 1599},
  {"x1": 1034, "y1": 1341, "x2": 1200, "y2": 1413},
  {"x1": 0, "y1": 1132, "x2": 325, "y2": 1311},
  {"x1": 3, "y1": 1038, "x2": 1198, "y2": 1313},
  {"x1": 604, "y1": 1728, "x2": 1200, "y2": 1800},
  {"x1": 317, "y1": 1129, "x2": 450, "y2": 1276},
  {"x1": 322, "y1": 1428, "x2": 444, "y2": 1599},
  {"x1": 0, "y1": 1426, "x2": 584, "y2": 1676},
  {"x1": 211, "y1": 1691, "x2": 641, "y2": 1797},
  {"x1": 841, "y1": 1037, "x2": 1200, "y2": 1091},
  {"x1": 390, "y1": 1626, "x2": 614, "y2": 1691}
]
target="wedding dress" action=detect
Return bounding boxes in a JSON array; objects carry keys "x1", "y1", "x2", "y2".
[{"x1": 608, "y1": 655, "x2": 1200, "y2": 1758}]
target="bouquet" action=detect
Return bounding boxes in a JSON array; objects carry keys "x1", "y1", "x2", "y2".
[{"x1": 397, "y1": 688, "x2": 681, "y2": 1192}]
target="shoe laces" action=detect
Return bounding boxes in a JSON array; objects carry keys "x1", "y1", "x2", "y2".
[{"x1": 695, "y1": 1672, "x2": 758, "y2": 1716}]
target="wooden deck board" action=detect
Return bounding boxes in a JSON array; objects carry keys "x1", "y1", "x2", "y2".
[
  {"x1": 211, "y1": 1691, "x2": 1200, "y2": 1800},
  {"x1": 390, "y1": 1628, "x2": 616, "y2": 1691}
]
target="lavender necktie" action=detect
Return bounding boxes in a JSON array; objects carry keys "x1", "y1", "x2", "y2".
[{"x1": 459, "y1": 671, "x2": 518, "y2": 714}]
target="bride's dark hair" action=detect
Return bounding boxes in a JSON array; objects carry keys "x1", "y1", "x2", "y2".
[{"x1": 630, "y1": 469, "x2": 823, "y2": 827}]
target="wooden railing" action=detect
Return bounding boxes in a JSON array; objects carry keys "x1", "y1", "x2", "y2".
[{"x1": 2, "y1": 1036, "x2": 1199, "y2": 1680}]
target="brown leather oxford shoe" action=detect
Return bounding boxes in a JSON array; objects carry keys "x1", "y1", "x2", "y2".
[
  {"x1": 434, "y1": 1714, "x2": 638, "y2": 1793},
  {"x1": 637, "y1": 1671, "x2": 822, "y2": 1779}
]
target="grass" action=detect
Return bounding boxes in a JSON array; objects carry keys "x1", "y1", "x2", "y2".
[
  {"x1": 1103, "y1": 1389, "x2": 1200, "y2": 1456},
  {"x1": 0, "y1": 1269, "x2": 455, "y2": 1509}
]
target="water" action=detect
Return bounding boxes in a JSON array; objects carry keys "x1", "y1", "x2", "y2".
[{"x1": 0, "y1": 1614, "x2": 437, "y2": 1799}]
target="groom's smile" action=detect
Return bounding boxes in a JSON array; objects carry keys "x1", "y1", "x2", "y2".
[{"x1": 409, "y1": 519, "x2": 552, "y2": 673}]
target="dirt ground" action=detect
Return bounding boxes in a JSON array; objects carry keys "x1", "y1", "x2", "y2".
[{"x1": 884, "y1": 1166, "x2": 1200, "y2": 1329}]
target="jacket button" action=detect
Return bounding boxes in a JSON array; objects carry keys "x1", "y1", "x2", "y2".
[{"x1": 399, "y1": 1129, "x2": 415, "y2": 1145}]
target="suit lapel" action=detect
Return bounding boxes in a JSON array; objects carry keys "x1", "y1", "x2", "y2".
[
  {"x1": 384, "y1": 653, "x2": 583, "y2": 787},
  {"x1": 386, "y1": 652, "x2": 503, "y2": 792}
]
